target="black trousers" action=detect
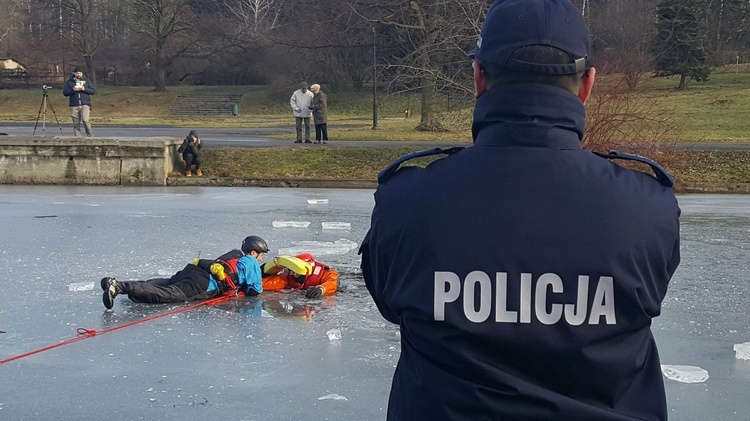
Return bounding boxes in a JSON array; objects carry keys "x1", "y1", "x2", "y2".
[
  {"x1": 315, "y1": 124, "x2": 328, "y2": 141},
  {"x1": 183, "y1": 153, "x2": 202, "y2": 170},
  {"x1": 120, "y1": 264, "x2": 218, "y2": 303}
]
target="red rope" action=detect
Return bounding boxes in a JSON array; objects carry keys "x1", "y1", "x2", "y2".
[{"x1": 0, "y1": 295, "x2": 232, "y2": 365}]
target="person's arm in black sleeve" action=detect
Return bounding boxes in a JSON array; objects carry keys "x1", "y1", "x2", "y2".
[
  {"x1": 360, "y1": 226, "x2": 400, "y2": 324},
  {"x1": 196, "y1": 259, "x2": 214, "y2": 272}
]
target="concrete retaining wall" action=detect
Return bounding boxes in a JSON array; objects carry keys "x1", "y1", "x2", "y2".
[{"x1": 0, "y1": 136, "x2": 182, "y2": 186}]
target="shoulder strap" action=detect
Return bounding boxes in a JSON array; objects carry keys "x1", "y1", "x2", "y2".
[
  {"x1": 594, "y1": 150, "x2": 674, "y2": 188},
  {"x1": 378, "y1": 147, "x2": 464, "y2": 184}
]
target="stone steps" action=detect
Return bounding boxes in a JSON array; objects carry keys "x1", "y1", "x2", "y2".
[{"x1": 169, "y1": 93, "x2": 244, "y2": 117}]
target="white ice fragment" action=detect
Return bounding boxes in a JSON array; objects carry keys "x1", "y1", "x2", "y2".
[
  {"x1": 68, "y1": 282, "x2": 94, "y2": 292},
  {"x1": 734, "y1": 342, "x2": 750, "y2": 360},
  {"x1": 661, "y1": 365, "x2": 709, "y2": 383},
  {"x1": 322, "y1": 222, "x2": 351, "y2": 230},
  {"x1": 327, "y1": 329, "x2": 342, "y2": 341},
  {"x1": 277, "y1": 239, "x2": 358, "y2": 256},
  {"x1": 318, "y1": 394, "x2": 348, "y2": 401},
  {"x1": 273, "y1": 220, "x2": 311, "y2": 228},
  {"x1": 307, "y1": 199, "x2": 329, "y2": 204}
]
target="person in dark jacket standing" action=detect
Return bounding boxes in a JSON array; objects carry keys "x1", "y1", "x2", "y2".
[
  {"x1": 178, "y1": 130, "x2": 202, "y2": 176},
  {"x1": 309, "y1": 84, "x2": 328, "y2": 144},
  {"x1": 62, "y1": 66, "x2": 96, "y2": 137},
  {"x1": 359, "y1": 1, "x2": 681, "y2": 420},
  {"x1": 101, "y1": 235, "x2": 270, "y2": 309}
]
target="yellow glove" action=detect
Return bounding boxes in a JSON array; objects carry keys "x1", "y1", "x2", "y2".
[
  {"x1": 210, "y1": 263, "x2": 226, "y2": 281},
  {"x1": 191, "y1": 257, "x2": 200, "y2": 265}
]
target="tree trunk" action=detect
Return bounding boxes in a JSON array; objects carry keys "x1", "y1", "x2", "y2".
[
  {"x1": 415, "y1": 73, "x2": 446, "y2": 132},
  {"x1": 153, "y1": 51, "x2": 167, "y2": 92},
  {"x1": 678, "y1": 74, "x2": 687, "y2": 90},
  {"x1": 83, "y1": 54, "x2": 96, "y2": 85}
]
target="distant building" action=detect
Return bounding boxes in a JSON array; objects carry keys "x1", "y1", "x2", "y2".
[
  {"x1": 0, "y1": 58, "x2": 28, "y2": 85},
  {"x1": 0, "y1": 58, "x2": 26, "y2": 70}
]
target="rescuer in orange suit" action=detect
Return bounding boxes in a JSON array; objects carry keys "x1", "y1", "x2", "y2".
[{"x1": 262, "y1": 253, "x2": 339, "y2": 298}]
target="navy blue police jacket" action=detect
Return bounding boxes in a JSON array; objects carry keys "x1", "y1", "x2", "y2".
[{"x1": 360, "y1": 83, "x2": 681, "y2": 421}]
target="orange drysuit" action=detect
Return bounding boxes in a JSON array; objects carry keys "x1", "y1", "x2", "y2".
[{"x1": 262, "y1": 254, "x2": 339, "y2": 296}]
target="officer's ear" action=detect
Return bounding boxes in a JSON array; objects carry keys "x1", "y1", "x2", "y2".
[
  {"x1": 473, "y1": 61, "x2": 489, "y2": 98},
  {"x1": 578, "y1": 67, "x2": 596, "y2": 104}
]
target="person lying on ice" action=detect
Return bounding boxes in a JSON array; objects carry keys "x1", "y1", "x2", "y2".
[
  {"x1": 261, "y1": 253, "x2": 339, "y2": 299},
  {"x1": 100, "y1": 235, "x2": 270, "y2": 309}
]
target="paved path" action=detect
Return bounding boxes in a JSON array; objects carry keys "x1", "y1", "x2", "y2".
[{"x1": 1, "y1": 122, "x2": 749, "y2": 150}]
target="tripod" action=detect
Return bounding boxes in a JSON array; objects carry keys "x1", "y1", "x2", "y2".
[{"x1": 33, "y1": 87, "x2": 64, "y2": 137}]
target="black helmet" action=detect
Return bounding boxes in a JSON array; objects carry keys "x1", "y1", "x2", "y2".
[{"x1": 241, "y1": 235, "x2": 269, "y2": 254}]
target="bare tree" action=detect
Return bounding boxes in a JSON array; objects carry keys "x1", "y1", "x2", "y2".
[
  {"x1": 129, "y1": 0, "x2": 199, "y2": 91},
  {"x1": 351, "y1": 0, "x2": 485, "y2": 131},
  {"x1": 32, "y1": 0, "x2": 101, "y2": 82},
  {"x1": 224, "y1": 0, "x2": 284, "y2": 34},
  {"x1": 0, "y1": 0, "x2": 22, "y2": 45},
  {"x1": 588, "y1": 0, "x2": 656, "y2": 90}
]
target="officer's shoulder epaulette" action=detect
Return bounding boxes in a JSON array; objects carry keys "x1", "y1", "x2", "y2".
[
  {"x1": 594, "y1": 150, "x2": 674, "y2": 187},
  {"x1": 377, "y1": 146, "x2": 465, "y2": 184}
]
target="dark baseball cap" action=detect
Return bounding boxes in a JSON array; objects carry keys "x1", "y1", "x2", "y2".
[{"x1": 469, "y1": 0, "x2": 593, "y2": 75}]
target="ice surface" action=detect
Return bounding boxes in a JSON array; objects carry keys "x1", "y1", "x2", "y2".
[
  {"x1": 2, "y1": 188, "x2": 750, "y2": 421},
  {"x1": 273, "y1": 220, "x2": 311, "y2": 228},
  {"x1": 327, "y1": 328, "x2": 342, "y2": 341},
  {"x1": 661, "y1": 365, "x2": 710, "y2": 383},
  {"x1": 734, "y1": 342, "x2": 750, "y2": 360},
  {"x1": 322, "y1": 222, "x2": 351, "y2": 230}
]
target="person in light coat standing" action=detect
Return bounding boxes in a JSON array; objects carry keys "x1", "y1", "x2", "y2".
[{"x1": 290, "y1": 82, "x2": 314, "y2": 143}]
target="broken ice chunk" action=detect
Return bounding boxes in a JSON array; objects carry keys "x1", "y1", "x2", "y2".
[
  {"x1": 322, "y1": 222, "x2": 351, "y2": 230},
  {"x1": 734, "y1": 342, "x2": 750, "y2": 361},
  {"x1": 68, "y1": 282, "x2": 94, "y2": 292},
  {"x1": 661, "y1": 365, "x2": 709, "y2": 383},
  {"x1": 327, "y1": 329, "x2": 342, "y2": 341},
  {"x1": 318, "y1": 394, "x2": 347, "y2": 401},
  {"x1": 272, "y1": 220, "x2": 311, "y2": 228}
]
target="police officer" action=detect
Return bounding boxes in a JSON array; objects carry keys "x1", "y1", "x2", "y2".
[
  {"x1": 101, "y1": 235, "x2": 269, "y2": 309},
  {"x1": 359, "y1": 1, "x2": 681, "y2": 420}
]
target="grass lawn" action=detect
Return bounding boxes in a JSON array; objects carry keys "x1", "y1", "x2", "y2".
[{"x1": 2, "y1": 70, "x2": 749, "y2": 184}]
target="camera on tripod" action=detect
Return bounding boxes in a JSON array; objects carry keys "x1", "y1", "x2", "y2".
[{"x1": 42, "y1": 85, "x2": 50, "y2": 94}]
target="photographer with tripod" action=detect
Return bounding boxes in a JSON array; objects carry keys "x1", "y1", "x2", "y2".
[{"x1": 62, "y1": 66, "x2": 95, "y2": 137}]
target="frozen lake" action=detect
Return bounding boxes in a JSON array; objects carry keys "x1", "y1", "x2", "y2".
[{"x1": 0, "y1": 186, "x2": 748, "y2": 420}]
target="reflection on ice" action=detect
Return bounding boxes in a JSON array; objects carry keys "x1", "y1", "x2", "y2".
[
  {"x1": 307, "y1": 199, "x2": 329, "y2": 204},
  {"x1": 661, "y1": 365, "x2": 710, "y2": 383},
  {"x1": 278, "y1": 239, "x2": 358, "y2": 256}
]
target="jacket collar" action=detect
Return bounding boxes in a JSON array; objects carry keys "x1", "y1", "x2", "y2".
[{"x1": 471, "y1": 83, "x2": 585, "y2": 150}]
